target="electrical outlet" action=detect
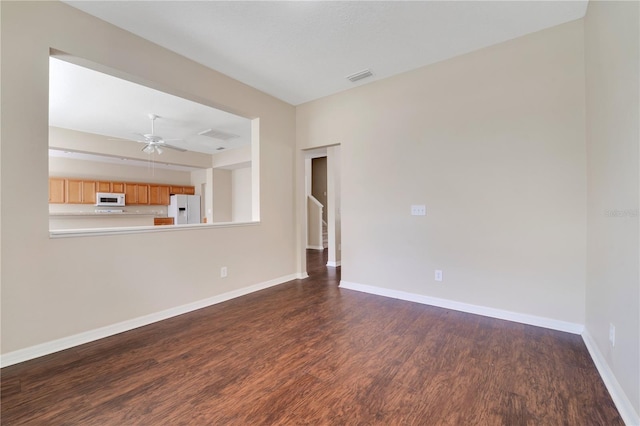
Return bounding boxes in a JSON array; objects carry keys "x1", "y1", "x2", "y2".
[
  {"x1": 411, "y1": 205, "x2": 426, "y2": 216},
  {"x1": 435, "y1": 270, "x2": 443, "y2": 282},
  {"x1": 221, "y1": 266, "x2": 228, "y2": 278},
  {"x1": 609, "y1": 323, "x2": 615, "y2": 347}
]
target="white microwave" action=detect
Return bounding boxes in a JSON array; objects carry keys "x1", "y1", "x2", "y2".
[{"x1": 96, "y1": 192, "x2": 126, "y2": 207}]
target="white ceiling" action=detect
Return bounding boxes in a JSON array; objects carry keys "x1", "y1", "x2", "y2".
[
  {"x1": 49, "y1": 57, "x2": 252, "y2": 155},
  {"x1": 64, "y1": 0, "x2": 589, "y2": 106}
]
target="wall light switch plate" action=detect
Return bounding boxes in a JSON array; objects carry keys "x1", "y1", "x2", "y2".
[
  {"x1": 221, "y1": 266, "x2": 228, "y2": 278},
  {"x1": 411, "y1": 205, "x2": 426, "y2": 216},
  {"x1": 435, "y1": 270, "x2": 443, "y2": 282}
]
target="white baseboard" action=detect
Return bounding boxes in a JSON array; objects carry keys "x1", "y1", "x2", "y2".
[
  {"x1": 1, "y1": 273, "x2": 299, "y2": 368},
  {"x1": 326, "y1": 260, "x2": 341, "y2": 267},
  {"x1": 582, "y1": 331, "x2": 640, "y2": 426},
  {"x1": 307, "y1": 245, "x2": 324, "y2": 250},
  {"x1": 296, "y1": 272, "x2": 309, "y2": 279},
  {"x1": 339, "y1": 280, "x2": 584, "y2": 334}
]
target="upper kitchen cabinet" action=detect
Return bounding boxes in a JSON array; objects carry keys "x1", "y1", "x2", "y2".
[
  {"x1": 97, "y1": 181, "x2": 112, "y2": 192},
  {"x1": 124, "y1": 183, "x2": 150, "y2": 205},
  {"x1": 49, "y1": 177, "x2": 66, "y2": 203},
  {"x1": 137, "y1": 184, "x2": 149, "y2": 204},
  {"x1": 170, "y1": 186, "x2": 195, "y2": 195},
  {"x1": 66, "y1": 179, "x2": 96, "y2": 204},
  {"x1": 111, "y1": 182, "x2": 125, "y2": 193},
  {"x1": 149, "y1": 185, "x2": 170, "y2": 205},
  {"x1": 48, "y1": 177, "x2": 181, "y2": 206}
]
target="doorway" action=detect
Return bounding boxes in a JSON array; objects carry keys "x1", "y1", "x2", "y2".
[{"x1": 303, "y1": 145, "x2": 341, "y2": 270}]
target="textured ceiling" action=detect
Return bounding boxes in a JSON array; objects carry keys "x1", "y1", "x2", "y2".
[{"x1": 65, "y1": 1, "x2": 588, "y2": 105}]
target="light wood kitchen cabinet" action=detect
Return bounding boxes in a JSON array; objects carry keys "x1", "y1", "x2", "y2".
[
  {"x1": 137, "y1": 184, "x2": 149, "y2": 204},
  {"x1": 97, "y1": 181, "x2": 111, "y2": 192},
  {"x1": 111, "y1": 182, "x2": 125, "y2": 193},
  {"x1": 124, "y1": 183, "x2": 138, "y2": 205},
  {"x1": 66, "y1": 179, "x2": 96, "y2": 204},
  {"x1": 149, "y1": 185, "x2": 170, "y2": 205},
  {"x1": 153, "y1": 217, "x2": 174, "y2": 226},
  {"x1": 97, "y1": 181, "x2": 129, "y2": 193},
  {"x1": 66, "y1": 180, "x2": 83, "y2": 204},
  {"x1": 124, "y1": 183, "x2": 150, "y2": 205},
  {"x1": 82, "y1": 181, "x2": 97, "y2": 204},
  {"x1": 170, "y1": 186, "x2": 196, "y2": 195},
  {"x1": 48, "y1": 177, "x2": 185, "y2": 206},
  {"x1": 49, "y1": 178, "x2": 66, "y2": 203}
]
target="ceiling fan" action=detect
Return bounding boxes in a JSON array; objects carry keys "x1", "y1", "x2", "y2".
[{"x1": 134, "y1": 114, "x2": 187, "y2": 154}]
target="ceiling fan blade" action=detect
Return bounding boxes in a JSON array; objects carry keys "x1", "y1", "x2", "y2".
[
  {"x1": 109, "y1": 137, "x2": 149, "y2": 145},
  {"x1": 141, "y1": 144, "x2": 153, "y2": 153},
  {"x1": 162, "y1": 143, "x2": 187, "y2": 152}
]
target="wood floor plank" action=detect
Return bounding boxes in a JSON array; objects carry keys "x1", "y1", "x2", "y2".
[{"x1": 1, "y1": 249, "x2": 623, "y2": 425}]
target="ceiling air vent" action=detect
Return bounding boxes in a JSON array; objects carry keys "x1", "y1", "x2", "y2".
[
  {"x1": 346, "y1": 69, "x2": 374, "y2": 83},
  {"x1": 198, "y1": 128, "x2": 239, "y2": 141}
]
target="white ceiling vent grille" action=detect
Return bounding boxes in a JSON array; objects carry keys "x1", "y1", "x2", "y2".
[
  {"x1": 346, "y1": 69, "x2": 374, "y2": 83},
  {"x1": 198, "y1": 128, "x2": 240, "y2": 140}
]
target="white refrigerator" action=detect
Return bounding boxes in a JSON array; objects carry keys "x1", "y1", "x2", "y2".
[{"x1": 168, "y1": 194, "x2": 201, "y2": 224}]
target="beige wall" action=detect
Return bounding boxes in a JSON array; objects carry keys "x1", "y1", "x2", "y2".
[
  {"x1": 585, "y1": 0, "x2": 640, "y2": 419},
  {"x1": 232, "y1": 167, "x2": 252, "y2": 222},
  {"x1": 297, "y1": 20, "x2": 587, "y2": 323},
  {"x1": 1, "y1": 1, "x2": 296, "y2": 354},
  {"x1": 49, "y1": 156, "x2": 192, "y2": 185},
  {"x1": 212, "y1": 169, "x2": 233, "y2": 223},
  {"x1": 51, "y1": 126, "x2": 213, "y2": 169},
  {"x1": 211, "y1": 145, "x2": 251, "y2": 168}
]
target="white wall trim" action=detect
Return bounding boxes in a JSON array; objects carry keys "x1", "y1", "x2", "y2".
[
  {"x1": 326, "y1": 261, "x2": 341, "y2": 267},
  {"x1": 339, "y1": 280, "x2": 584, "y2": 334},
  {"x1": 1, "y1": 273, "x2": 299, "y2": 368},
  {"x1": 582, "y1": 330, "x2": 640, "y2": 426},
  {"x1": 307, "y1": 245, "x2": 325, "y2": 250}
]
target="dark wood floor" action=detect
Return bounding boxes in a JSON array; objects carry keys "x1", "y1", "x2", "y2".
[{"x1": 2, "y1": 250, "x2": 622, "y2": 425}]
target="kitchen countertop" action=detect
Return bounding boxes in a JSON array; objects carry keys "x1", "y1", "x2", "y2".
[{"x1": 49, "y1": 212, "x2": 163, "y2": 217}]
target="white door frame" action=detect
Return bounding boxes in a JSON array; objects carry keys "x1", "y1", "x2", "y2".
[{"x1": 299, "y1": 145, "x2": 341, "y2": 276}]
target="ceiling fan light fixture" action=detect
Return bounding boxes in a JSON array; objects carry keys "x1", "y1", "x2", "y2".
[{"x1": 142, "y1": 144, "x2": 165, "y2": 155}]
